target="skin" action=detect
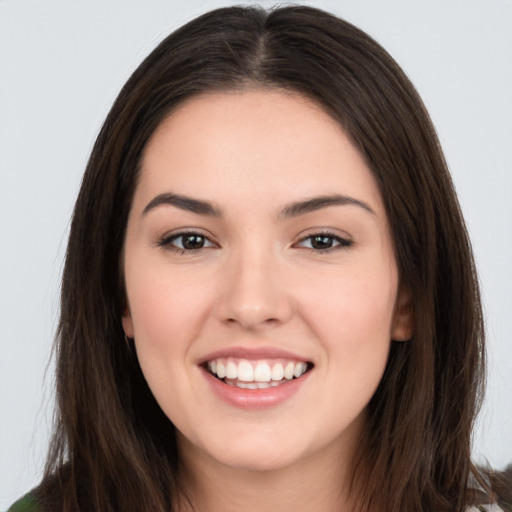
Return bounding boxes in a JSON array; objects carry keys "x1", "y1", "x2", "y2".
[{"x1": 122, "y1": 89, "x2": 413, "y2": 511}]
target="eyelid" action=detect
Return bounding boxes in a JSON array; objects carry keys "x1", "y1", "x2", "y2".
[
  {"x1": 157, "y1": 229, "x2": 218, "y2": 252},
  {"x1": 156, "y1": 228, "x2": 352, "y2": 254},
  {"x1": 293, "y1": 229, "x2": 353, "y2": 252}
]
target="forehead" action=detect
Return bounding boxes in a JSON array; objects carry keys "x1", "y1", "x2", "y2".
[{"x1": 137, "y1": 89, "x2": 385, "y2": 217}]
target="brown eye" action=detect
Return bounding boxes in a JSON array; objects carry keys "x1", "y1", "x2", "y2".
[
  {"x1": 181, "y1": 234, "x2": 206, "y2": 249},
  {"x1": 311, "y1": 235, "x2": 336, "y2": 250},
  {"x1": 297, "y1": 233, "x2": 352, "y2": 252},
  {"x1": 159, "y1": 232, "x2": 216, "y2": 252}
]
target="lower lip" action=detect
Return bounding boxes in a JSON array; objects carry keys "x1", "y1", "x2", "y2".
[{"x1": 202, "y1": 368, "x2": 311, "y2": 410}]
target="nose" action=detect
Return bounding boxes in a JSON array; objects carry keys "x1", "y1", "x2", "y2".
[{"x1": 215, "y1": 245, "x2": 294, "y2": 331}]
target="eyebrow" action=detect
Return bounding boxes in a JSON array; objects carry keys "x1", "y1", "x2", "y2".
[
  {"x1": 278, "y1": 194, "x2": 375, "y2": 218},
  {"x1": 142, "y1": 192, "x2": 375, "y2": 218},
  {"x1": 142, "y1": 193, "x2": 222, "y2": 217}
]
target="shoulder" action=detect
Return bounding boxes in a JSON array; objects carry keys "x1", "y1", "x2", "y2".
[{"x1": 7, "y1": 494, "x2": 39, "y2": 512}]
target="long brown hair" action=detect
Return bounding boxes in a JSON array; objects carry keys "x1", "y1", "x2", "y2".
[{"x1": 38, "y1": 5, "x2": 491, "y2": 511}]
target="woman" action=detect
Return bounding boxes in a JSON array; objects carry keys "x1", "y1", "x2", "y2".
[{"x1": 8, "y1": 5, "x2": 509, "y2": 512}]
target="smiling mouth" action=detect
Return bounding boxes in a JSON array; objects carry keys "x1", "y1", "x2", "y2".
[{"x1": 204, "y1": 358, "x2": 313, "y2": 389}]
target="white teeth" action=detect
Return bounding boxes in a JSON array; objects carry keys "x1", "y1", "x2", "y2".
[
  {"x1": 254, "y1": 362, "x2": 272, "y2": 382},
  {"x1": 284, "y1": 362, "x2": 295, "y2": 380},
  {"x1": 207, "y1": 357, "x2": 310, "y2": 384},
  {"x1": 216, "y1": 361, "x2": 226, "y2": 379},
  {"x1": 237, "y1": 360, "x2": 254, "y2": 382},
  {"x1": 293, "y1": 362, "x2": 307, "y2": 378},
  {"x1": 225, "y1": 361, "x2": 237, "y2": 379},
  {"x1": 237, "y1": 382, "x2": 258, "y2": 389},
  {"x1": 235, "y1": 381, "x2": 285, "y2": 389},
  {"x1": 271, "y1": 363, "x2": 284, "y2": 381}
]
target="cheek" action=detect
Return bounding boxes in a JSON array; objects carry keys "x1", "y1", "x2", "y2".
[
  {"x1": 127, "y1": 263, "x2": 211, "y2": 338},
  {"x1": 300, "y1": 260, "x2": 397, "y2": 358},
  {"x1": 125, "y1": 267, "x2": 205, "y2": 387},
  {"x1": 125, "y1": 258, "x2": 225, "y2": 408},
  {"x1": 126, "y1": 268, "x2": 215, "y2": 421}
]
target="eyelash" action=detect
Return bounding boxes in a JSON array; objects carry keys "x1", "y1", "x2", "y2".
[
  {"x1": 157, "y1": 231, "x2": 216, "y2": 254},
  {"x1": 157, "y1": 230, "x2": 353, "y2": 254},
  {"x1": 295, "y1": 231, "x2": 353, "y2": 253}
]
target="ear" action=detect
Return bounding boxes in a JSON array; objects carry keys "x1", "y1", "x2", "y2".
[
  {"x1": 391, "y1": 287, "x2": 414, "y2": 341},
  {"x1": 122, "y1": 306, "x2": 135, "y2": 338}
]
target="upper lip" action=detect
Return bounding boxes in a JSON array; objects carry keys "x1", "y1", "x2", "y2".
[{"x1": 199, "y1": 346, "x2": 312, "y2": 365}]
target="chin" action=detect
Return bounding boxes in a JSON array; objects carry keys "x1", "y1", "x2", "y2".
[
  {"x1": 179, "y1": 427, "x2": 310, "y2": 474},
  {"x1": 213, "y1": 444, "x2": 304, "y2": 473}
]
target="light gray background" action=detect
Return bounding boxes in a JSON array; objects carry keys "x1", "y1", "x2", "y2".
[{"x1": 1, "y1": 0, "x2": 511, "y2": 508}]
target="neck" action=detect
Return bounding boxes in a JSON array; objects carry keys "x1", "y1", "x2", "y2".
[{"x1": 176, "y1": 433, "x2": 360, "y2": 512}]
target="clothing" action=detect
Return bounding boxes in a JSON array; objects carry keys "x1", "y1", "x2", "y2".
[
  {"x1": 471, "y1": 506, "x2": 507, "y2": 512},
  {"x1": 7, "y1": 494, "x2": 38, "y2": 512}
]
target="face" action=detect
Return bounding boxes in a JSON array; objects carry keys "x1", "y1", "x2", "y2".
[{"x1": 122, "y1": 90, "x2": 412, "y2": 475}]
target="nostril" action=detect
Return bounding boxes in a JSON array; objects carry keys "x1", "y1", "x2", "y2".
[
  {"x1": 215, "y1": 277, "x2": 295, "y2": 329},
  {"x1": 224, "y1": 316, "x2": 281, "y2": 329}
]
